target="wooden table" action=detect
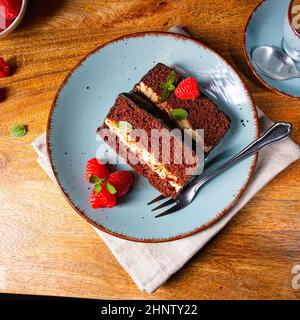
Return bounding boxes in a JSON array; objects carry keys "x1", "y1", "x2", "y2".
[{"x1": 0, "y1": 0, "x2": 299, "y2": 300}]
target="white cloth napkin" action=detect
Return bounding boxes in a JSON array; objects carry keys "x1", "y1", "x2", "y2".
[{"x1": 32, "y1": 27, "x2": 300, "y2": 293}]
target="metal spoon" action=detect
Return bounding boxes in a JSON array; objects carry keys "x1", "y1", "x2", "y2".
[{"x1": 252, "y1": 46, "x2": 300, "y2": 80}]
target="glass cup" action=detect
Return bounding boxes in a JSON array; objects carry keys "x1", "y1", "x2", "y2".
[{"x1": 283, "y1": 0, "x2": 300, "y2": 61}]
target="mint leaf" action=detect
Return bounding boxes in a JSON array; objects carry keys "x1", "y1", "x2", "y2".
[
  {"x1": 161, "y1": 87, "x2": 170, "y2": 102},
  {"x1": 167, "y1": 70, "x2": 176, "y2": 83},
  {"x1": 94, "y1": 183, "x2": 102, "y2": 194},
  {"x1": 168, "y1": 84, "x2": 176, "y2": 91},
  {"x1": 106, "y1": 182, "x2": 117, "y2": 195},
  {"x1": 118, "y1": 121, "x2": 133, "y2": 133},
  {"x1": 11, "y1": 124, "x2": 27, "y2": 138},
  {"x1": 160, "y1": 83, "x2": 169, "y2": 89},
  {"x1": 160, "y1": 71, "x2": 177, "y2": 102},
  {"x1": 171, "y1": 108, "x2": 188, "y2": 121},
  {"x1": 89, "y1": 175, "x2": 101, "y2": 184}
]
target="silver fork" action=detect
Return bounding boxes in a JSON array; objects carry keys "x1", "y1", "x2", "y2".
[{"x1": 148, "y1": 122, "x2": 292, "y2": 218}]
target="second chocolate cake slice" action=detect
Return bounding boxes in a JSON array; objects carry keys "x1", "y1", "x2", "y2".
[{"x1": 135, "y1": 63, "x2": 231, "y2": 153}]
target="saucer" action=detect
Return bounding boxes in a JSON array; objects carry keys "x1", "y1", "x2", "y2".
[{"x1": 244, "y1": 0, "x2": 300, "y2": 98}]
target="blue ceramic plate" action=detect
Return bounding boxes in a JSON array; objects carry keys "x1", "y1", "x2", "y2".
[
  {"x1": 244, "y1": 0, "x2": 300, "y2": 98},
  {"x1": 47, "y1": 32, "x2": 259, "y2": 242}
]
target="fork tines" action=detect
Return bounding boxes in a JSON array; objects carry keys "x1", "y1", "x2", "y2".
[
  {"x1": 148, "y1": 193, "x2": 179, "y2": 218},
  {"x1": 147, "y1": 194, "x2": 166, "y2": 205}
]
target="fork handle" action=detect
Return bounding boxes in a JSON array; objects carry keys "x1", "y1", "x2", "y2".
[{"x1": 190, "y1": 122, "x2": 292, "y2": 192}]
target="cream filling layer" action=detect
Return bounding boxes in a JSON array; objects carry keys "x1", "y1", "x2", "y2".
[
  {"x1": 136, "y1": 82, "x2": 212, "y2": 153},
  {"x1": 104, "y1": 118, "x2": 183, "y2": 192}
]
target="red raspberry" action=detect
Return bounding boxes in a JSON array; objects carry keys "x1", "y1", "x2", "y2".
[
  {"x1": 4, "y1": 18, "x2": 13, "y2": 29},
  {"x1": 86, "y1": 158, "x2": 110, "y2": 181},
  {"x1": 108, "y1": 171, "x2": 134, "y2": 198},
  {"x1": 0, "y1": 15, "x2": 4, "y2": 31},
  {"x1": 89, "y1": 182, "x2": 117, "y2": 209},
  {"x1": 0, "y1": 58, "x2": 10, "y2": 78},
  {"x1": 0, "y1": 0, "x2": 22, "y2": 20},
  {"x1": 175, "y1": 77, "x2": 200, "y2": 100}
]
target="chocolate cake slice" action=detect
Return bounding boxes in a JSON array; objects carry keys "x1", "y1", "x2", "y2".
[
  {"x1": 135, "y1": 63, "x2": 231, "y2": 153},
  {"x1": 97, "y1": 93, "x2": 200, "y2": 198}
]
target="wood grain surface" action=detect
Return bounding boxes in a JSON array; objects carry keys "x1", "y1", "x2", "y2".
[{"x1": 0, "y1": 0, "x2": 299, "y2": 300}]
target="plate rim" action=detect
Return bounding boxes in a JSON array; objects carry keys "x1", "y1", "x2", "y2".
[
  {"x1": 46, "y1": 31, "x2": 259, "y2": 243},
  {"x1": 243, "y1": 0, "x2": 300, "y2": 99}
]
